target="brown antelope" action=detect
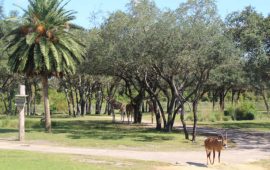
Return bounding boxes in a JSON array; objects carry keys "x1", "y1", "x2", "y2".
[
  {"x1": 106, "y1": 97, "x2": 126, "y2": 122},
  {"x1": 146, "y1": 100, "x2": 154, "y2": 124},
  {"x1": 126, "y1": 103, "x2": 134, "y2": 124},
  {"x1": 204, "y1": 132, "x2": 227, "y2": 165}
]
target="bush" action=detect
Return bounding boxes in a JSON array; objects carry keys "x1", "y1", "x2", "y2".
[
  {"x1": 234, "y1": 103, "x2": 256, "y2": 120},
  {"x1": 224, "y1": 106, "x2": 235, "y2": 120},
  {"x1": 224, "y1": 103, "x2": 256, "y2": 121},
  {"x1": 222, "y1": 116, "x2": 231, "y2": 121},
  {"x1": 246, "y1": 112, "x2": 255, "y2": 120}
]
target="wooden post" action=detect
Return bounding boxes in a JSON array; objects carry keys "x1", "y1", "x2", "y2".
[{"x1": 18, "y1": 85, "x2": 26, "y2": 141}]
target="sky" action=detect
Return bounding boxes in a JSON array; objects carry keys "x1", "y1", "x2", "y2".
[{"x1": 2, "y1": 0, "x2": 270, "y2": 29}]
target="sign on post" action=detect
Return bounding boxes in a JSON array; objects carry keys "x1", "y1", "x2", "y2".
[{"x1": 15, "y1": 85, "x2": 28, "y2": 142}]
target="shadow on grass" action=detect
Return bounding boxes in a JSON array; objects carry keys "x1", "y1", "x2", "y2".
[
  {"x1": 0, "y1": 129, "x2": 17, "y2": 133},
  {"x1": 201, "y1": 121, "x2": 270, "y2": 131},
  {"x1": 27, "y1": 119, "x2": 178, "y2": 142}
]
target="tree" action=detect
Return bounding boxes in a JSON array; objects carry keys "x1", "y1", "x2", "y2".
[
  {"x1": 226, "y1": 6, "x2": 270, "y2": 114},
  {"x1": 4, "y1": 0, "x2": 85, "y2": 132}
]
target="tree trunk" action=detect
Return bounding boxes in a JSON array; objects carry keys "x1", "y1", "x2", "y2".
[
  {"x1": 75, "y1": 89, "x2": 80, "y2": 116},
  {"x1": 1, "y1": 94, "x2": 8, "y2": 114},
  {"x1": 212, "y1": 91, "x2": 216, "y2": 111},
  {"x1": 95, "y1": 91, "x2": 102, "y2": 114},
  {"x1": 180, "y1": 105, "x2": 189, "y2": 140},
  {"x1": 141, "y1": 101, "x2": 145, "y2": 113},
  {"x1": 64, "y1": 89, "x2": 72, "y2": 116},
  {"x1": 261, "y1": 89, "x2": 269, "y2": 114},
  {"x1": 79, "y1": 89, "x2": 85, "y2": 116},
  {"x1": 25, "y1": 79, "x2": 31, "y2": 116},
  {"x1": 133, "y1": 104, "x2": 142, "y2": 123},
  {"x1": 86, "y1": 92, "x2": 92, "y2": 115},
  {"x1": 231, "y1": 90, "x2": 235, "y2": 106},
  {"x1": 42, "y1": 76, "x2": 51, "y2": 133},
  {"x1": 153, "y1": 100, "x2": 161, "y2": 130},
  {"x1": 219, "y1": 90, "x2": 225, "y2": 111},
  {"x1": 166, "y1": 97, "x2": 176, "y2": 132},
  {"x1": 70, "y1": 89, "x2": 76, "y2": 117},
  {"x1": 133, "y1": 91, "x2": 144, "y2": 124},
  {"x1": 33, "y1": 82, "x2": 37, "y2": 115},
  {"x1": 192, "y1": 100, "x2": 198, "y2": 142}
]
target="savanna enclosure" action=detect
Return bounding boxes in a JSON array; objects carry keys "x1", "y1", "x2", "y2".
[{"x1": 0, "y1": 0, "x2": 270, "y2": 170}]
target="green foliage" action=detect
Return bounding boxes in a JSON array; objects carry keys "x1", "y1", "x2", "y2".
[
  {"x1": 4, "y1": 0, "x2": 85, "y2": 76},
  {"x1": 49, "y1": 88, "x2": 68, "y2": 113},
  {"x1": 225, "y1": 103, "x2": 256, "y2": 120}
]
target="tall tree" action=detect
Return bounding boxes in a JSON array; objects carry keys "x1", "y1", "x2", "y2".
[
  {"x1": 226, "y1": 6, "x2": 270, "y2": 114},
  {"x1": 4, "y1": 0, "x2": 85, "y2": 132}
]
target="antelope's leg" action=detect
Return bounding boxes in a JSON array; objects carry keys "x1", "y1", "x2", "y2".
[
  {"x1": 212, "y1": 150, "x2": 215, "y2": 165},
  {"x1": 206, "y1": 150, "x2": 211, "y2": 165},
  {"x1": 218, "y1": 151, "x2": 221, "y2": 163}
]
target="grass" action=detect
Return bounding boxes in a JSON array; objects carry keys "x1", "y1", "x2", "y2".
[
  {"x1": 0, "y1": 115, "x2": 205, "y2": 151},
  {"x1": 198, "y1": 120, "x2": 270, "y2": 132},
  {"x1": 0, "y1": 150, "x2": 168, "y2": 170}
]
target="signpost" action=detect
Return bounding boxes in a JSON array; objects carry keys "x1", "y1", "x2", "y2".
[{"x1": 15, "y1": 85, "x2": 27, "y2": 141}]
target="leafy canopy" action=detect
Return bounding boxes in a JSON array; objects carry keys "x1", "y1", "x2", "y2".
[{"x1": 4, "y1": 0, "x2": 85, "y2": 77}]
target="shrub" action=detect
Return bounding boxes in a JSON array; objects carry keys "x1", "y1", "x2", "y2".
[
  {"x1": 224, "y1": 102, "x2": 256, "y2": 121},
  {"x1": 246, "y1": 112, "x2": 255, "y2": 120},
  {"x1": 224, "y1": 106, "x2": 235, "y2": 119},
  {"x1": 234, "y1": 102, "x2": 256, "y2": 120},
  {"x1": 222, "y1": 116, "x2": 231, "y2": 121}
]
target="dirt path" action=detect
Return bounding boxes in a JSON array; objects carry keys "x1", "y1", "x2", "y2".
[{"x1": 0, "y1": 127, "x2": 269, "y2": 167}]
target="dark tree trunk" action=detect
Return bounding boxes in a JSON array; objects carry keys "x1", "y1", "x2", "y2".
[
  {"x1": 152, "y1": 100, "x2": 161, "y2": 130},
  {"x1": 231, "y1": 90, "x2": 235, "y2": 106},
  {"x1": 64, "y1": 89, "x2": 72, "y2": 116},
  {"x1": 70, "y1": 90, "x2": 76, "y2": 117},
  {"x1": 166, "y1": 97, "x2": 176, "y2": 132},
  {"x1": 180, "y1": 105, "x2": 189, "y2": 140},
  {"x1": 42, "y1": 75, "x2": 51, "y2": 133},
  {"x1": 192, "y1": 100, "x2": 198, "y2": 142},
  {"x1": 212, "y1": 91, "x2": 216, "y2": 111},
  {"x1": 86, "y1": 94, "x2": 92, "y2": 114},
  {"x1": 141, "y1": 101, "x2": 145, "y2": 113},
  {"x1": 75, "y1": 90, "x2": 80, "y2": 116},
  {"x1": 1, "y1": 94, "x2": 8, "y2": 114},
  {"x1": 79, "y1": 88, "x2": 85, "y2": 116},
  {"x1": 237, "y1": 91, "x2": 241, "y2": 103},
  {"x1": 32, "y1": 83, "x2": 37, "y2": 115},
  {"x1": 156, "y1": 100, "x2": 167, "y2": 128},
  {"x1": 95, "y1": 91, "x2": 102, "y2": 114},
  {"x1": 25, "y1": 79, "x2": 31, "y2": 116},
  {"x1": 8, "y1": 91, "x2": 13, "y2": 115},
  {"x1": 261, "y1": 89, "x2": 269, "y2": 114},
  {"x1": 104, "y1": 101, "x2": 108, "y2": 114},
  {"x1": 219, "y1": 90, "x2": 225, "y2": 111},
  {"x1": 133, "y1": 91, "x2": 144, "y2": 123}
]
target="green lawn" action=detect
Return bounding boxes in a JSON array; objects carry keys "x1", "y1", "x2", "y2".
[
  {"x1": 198, "y1": 120, "x2": 270, "y2": 132},
  {"x1": 0, "y1": 115, "x2": 204, "y2": 151},
  {"x1": 0, "y1": 150, "x2": 168, "y2": 170}
]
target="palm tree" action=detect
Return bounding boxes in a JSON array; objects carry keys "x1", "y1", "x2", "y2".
[{"x1": 4, "y1": 0, "x2": 85, "y2": 132}]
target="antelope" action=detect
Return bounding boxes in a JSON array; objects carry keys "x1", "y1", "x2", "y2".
[
  {"x1": 126, "y1": 103, "x2": 134, "y2": 124},
  {"x1": 204, "y1": 132, "x2": 228, "y2": 165},
  {"x1": 106, "y1": 97, "x2": 126, "y2": 122}
]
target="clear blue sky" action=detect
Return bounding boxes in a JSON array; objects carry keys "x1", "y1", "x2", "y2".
[{"x1": 2, "y1": 0, "x2": 270, "y2": 28}]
